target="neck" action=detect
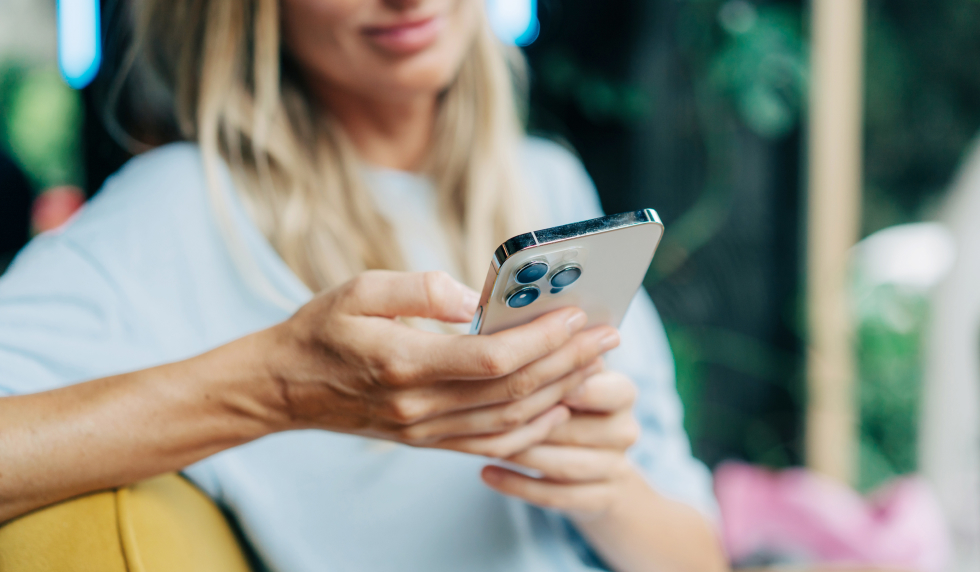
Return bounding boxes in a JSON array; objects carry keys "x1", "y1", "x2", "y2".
[{"x1": 313, "y1": 83, "x2": 438, "y2": 172}]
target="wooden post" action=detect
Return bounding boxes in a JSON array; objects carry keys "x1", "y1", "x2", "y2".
[{"x1": 806, "y1": 0, "x2": 866, "y2": 483}]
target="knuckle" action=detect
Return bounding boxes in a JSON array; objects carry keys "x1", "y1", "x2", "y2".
[
  {"x1": 478, "y1": 345, "x2": 512, "y2": 378},
  {"x1": 422, "y1": 270, "x2": 452, "y2": 293},
  {"x1": 343, "y1": 274, "x2": 372, "y2": 301},
  {"x1": 505, "y1": 370, "x2": 537, "y2": 400},
  {"x1": 499, "y1": 403, "x2": 530, "y2": 429},
  {"x1": 348, "y1": 273, "x2": 370, "y2": 289},
  {"x1": 396, "y1": 424, "x2": 429, "y2": 446},
  {"x1": 572, "y1": 340, "x2": 597, "y2": 365},
  {"x1": 572, "y1": 354, "x2": 591, "y2": 372},
  {"x1": 376, "y1": 361, "x2": 404, "y2": 387},
  {"x1": 545, "y1": 324, "x2": 570, "y2": 352},
  {"x1": 421, "y1": 271, "x2": 453, "y2": 313},
  {"x1": 386, "y1": 394, "x2": 428, "y2": 424},
  {"x1": 376, "y1": 352, "x2": 416, "y2": 387}
]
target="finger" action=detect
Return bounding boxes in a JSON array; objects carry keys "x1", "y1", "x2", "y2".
[
  {"x1": 398, "y1": 361, "x2": 602, "y2": 443},
  {"x1": 340, "y1": 270, "x2": 479, "y2": 323},
  {"x1": 407, "y1": 327, "x2": 615, "y2": 415},
  {"x1": 562, "y1": 370, "x2": 637, "y2": 412},
  {"x1": 431, "y1": 405, "x2": 569, "y2": 459},
  {"x1": 505, "y1": 445, "x2": 631, "y2": 482},
  {"x1": 377, "y1": 307, "x2": 608, "y2": 384},
  {"x1": 545, "y1": 410, "x2": 641, "y2": 450},
  {"x1": 481, "y1": 466, "x2": 616, "y2": 515},
  {"x1": 426, "y1": 309, "x2": 605, "y2": 380}
]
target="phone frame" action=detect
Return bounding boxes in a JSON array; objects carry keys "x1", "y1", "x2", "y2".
[{"x1": 471, "y1": 209, "x2": 664, "y2": 335}]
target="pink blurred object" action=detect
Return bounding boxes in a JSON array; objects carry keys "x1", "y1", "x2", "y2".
[
  {"x1": 715, "y1": 462, "x2": 950, "y2": 571},
  {"x1": 32, "y1": 185, "x2": 85, "y2": 234}
]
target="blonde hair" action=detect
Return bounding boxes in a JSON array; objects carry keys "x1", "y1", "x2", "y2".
[{"x1": 134, "y1": 0, "x2": 531, "y2": 297}]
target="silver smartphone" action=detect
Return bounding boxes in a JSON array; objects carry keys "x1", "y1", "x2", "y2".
[{"x1": 470, "y1": 209, "x2": 665, "y2": 335}]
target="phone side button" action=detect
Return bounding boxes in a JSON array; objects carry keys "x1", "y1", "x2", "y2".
[{"x1": 469, "y1": 305, "x2": 484, "y2": 335}]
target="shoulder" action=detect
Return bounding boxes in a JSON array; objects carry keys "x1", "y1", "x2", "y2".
[
  {"x1": 0, "y1": 141, "x2": 220, "y2": 331},
  {"x1": 1, "y1": 139, "x2": 211, "y2": 295},
  {"x1": 0, "y1": 143, "x2": 262, "y2": 391},
  {"x1": 19, "y1": 142, "x2": 226, "y2": 289},
  {"x1": 61, "y1": 142, "x2": 208, "y2": 247},
  {"x1": 518, "y1": 136, "x2": 605, "y2": 226}
]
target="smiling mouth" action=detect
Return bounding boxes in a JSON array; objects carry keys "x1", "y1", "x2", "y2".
[{"x1": 361, "y1": 16, "x2": 444, "y2": 55}]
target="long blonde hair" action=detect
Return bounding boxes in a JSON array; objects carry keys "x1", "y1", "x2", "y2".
[{"x1": 133, "y1": 0, "x2": 531, "y2": 295}]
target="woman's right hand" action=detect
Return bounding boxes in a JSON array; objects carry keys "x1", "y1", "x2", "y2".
[
  {"x1": 255, "y1": 270, "x2": 620, "y2": 458},
  {"x1": 0, "y1": 269, "x2": 616, "y2": 523}
]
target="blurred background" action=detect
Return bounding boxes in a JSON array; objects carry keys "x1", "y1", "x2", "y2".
[
  {"x1": 524, "y1": 0, "x2": 980, "y2": 491},
  {"x1": 3, "y1": 0, "x2": 980, "y2": 569}
]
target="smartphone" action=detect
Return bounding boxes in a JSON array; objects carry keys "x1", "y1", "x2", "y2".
[{"x1": 470, "y1": 209, "x2": 664, "y2": 335}]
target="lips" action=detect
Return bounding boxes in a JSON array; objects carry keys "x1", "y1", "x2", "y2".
[{"x1": 361, "y1": 16, "x2": 444, "y2": 55}]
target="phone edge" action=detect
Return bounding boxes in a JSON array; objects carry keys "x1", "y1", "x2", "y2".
[
  {"x1": 491, "y1": 209, "x2": 662, "y2": 272},
  {"x1": 471, "y1": 209, "x2": 663, "y2": 335}
]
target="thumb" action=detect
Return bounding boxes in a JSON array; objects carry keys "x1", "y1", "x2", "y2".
[{"x1": 341, "y1": 270, "x2": 479, "y2": 323}]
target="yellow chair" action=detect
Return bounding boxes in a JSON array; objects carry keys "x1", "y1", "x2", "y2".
[{"x1": 0, "y1": 473, "x2": 253, "y2": 572}]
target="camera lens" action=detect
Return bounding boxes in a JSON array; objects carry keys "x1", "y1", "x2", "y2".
[
  {"x1": 506, "y1": 285, "x2": 540, "y2": 308},
  {"x1": 550, "y1": 265, "x2": 582, "y2": 288},
  {"x1": 515, "y1": 261, "x2": 548, "y2": 284}
]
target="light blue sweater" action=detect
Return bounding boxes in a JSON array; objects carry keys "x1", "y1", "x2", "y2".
[{"x1": 0, "y1": 139, "x2": 715, "y2": 572}]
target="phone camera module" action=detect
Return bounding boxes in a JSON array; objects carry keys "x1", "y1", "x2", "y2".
[
  {"x1": 507, "y1": 285, "x2": 540, "y2": 308},
  {"x1": 550, "y1": 265, "x2": 582, "y2": 289},
  {"x1": 515, "y1": 261, "x2": 549, "y2": 284}
]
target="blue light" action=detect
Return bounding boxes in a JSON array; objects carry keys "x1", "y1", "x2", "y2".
[
  {"x1": 58, "y1": 0, "x2": 102, "y2": 89},
  {"x1": 487, "y1": 0, "x2": 540, "y2": 46}
]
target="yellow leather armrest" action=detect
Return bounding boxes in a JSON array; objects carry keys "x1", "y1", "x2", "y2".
[{"x1": 0, "y1": 474, "x2": 253, "y2": 572}]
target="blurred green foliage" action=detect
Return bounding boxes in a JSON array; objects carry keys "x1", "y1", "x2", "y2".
[
  {"x1": 536, "y1": 50, "x2": 653, "y2": 126},
  {"x1": 650, "y1": 0, "x2": 807, "y2": 283},
  {"x1": 650, "y1": 0, "x2": 808, "y2": 469},
  {"x1": 0, "y1": 63, "x2": 82, "y2": 190},
  {"x1": 709, "y1": 2, "x2": 807, "y2": 139},
  {"x1": 864, "y1": 0, "x2": 980, "y2": 233},
  {"x1": 668, "y1": 0, "x2": 980, "y2": 484},
  {"x1": 851, "y1": 0, "x2": 980, "y2": 490},
  {"x1": 526, "y1": 0, "x2": 810, "y2": 469},
  {"x1": 854, "y1": 284, "x2": 927, "y2": 492},
  {"x1": 670, "y1": 322, "x2": 801, "y2": 468}
]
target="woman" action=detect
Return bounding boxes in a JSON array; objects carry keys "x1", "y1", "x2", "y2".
[{"x1": 0, "y1": 1, "x2": 726, "y2": 570}]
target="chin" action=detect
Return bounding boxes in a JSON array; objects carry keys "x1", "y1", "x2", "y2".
[
  {"x1": 377, "y1": 27, "x2": 473, "y2": 93},
  {"x1": 381, "y1": 54, "x2": 464, "y2": 97},
  {"x1": 389, "y1": 69, "x2": 457, "y2": 95}
]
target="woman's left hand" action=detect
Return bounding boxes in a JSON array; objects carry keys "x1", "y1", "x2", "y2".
[
  {"x1": 480, "y1": 368, "x2": 643, "y2": 522},
  {"x1": 483, "y1": 367, "x2": 730, "y2": 572}
]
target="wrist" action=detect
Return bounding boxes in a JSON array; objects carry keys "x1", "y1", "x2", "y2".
[
  {"x1": 182, "y1": 325, "x2": 295, "y2": 438},
  {"x1": 570, "y1": 465, "x2": 649, "y2": 528}
]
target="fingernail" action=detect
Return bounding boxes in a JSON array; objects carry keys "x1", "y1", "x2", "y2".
[
  {"x1": 483, "y1": 467, "x2": 503, "y2": 484},
  {"x1": 598, "y1": 330, "x2": 620, "y2": 351},
  {"x1": 565, "y1": 310, "x2": 588, "y2": 333}
]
